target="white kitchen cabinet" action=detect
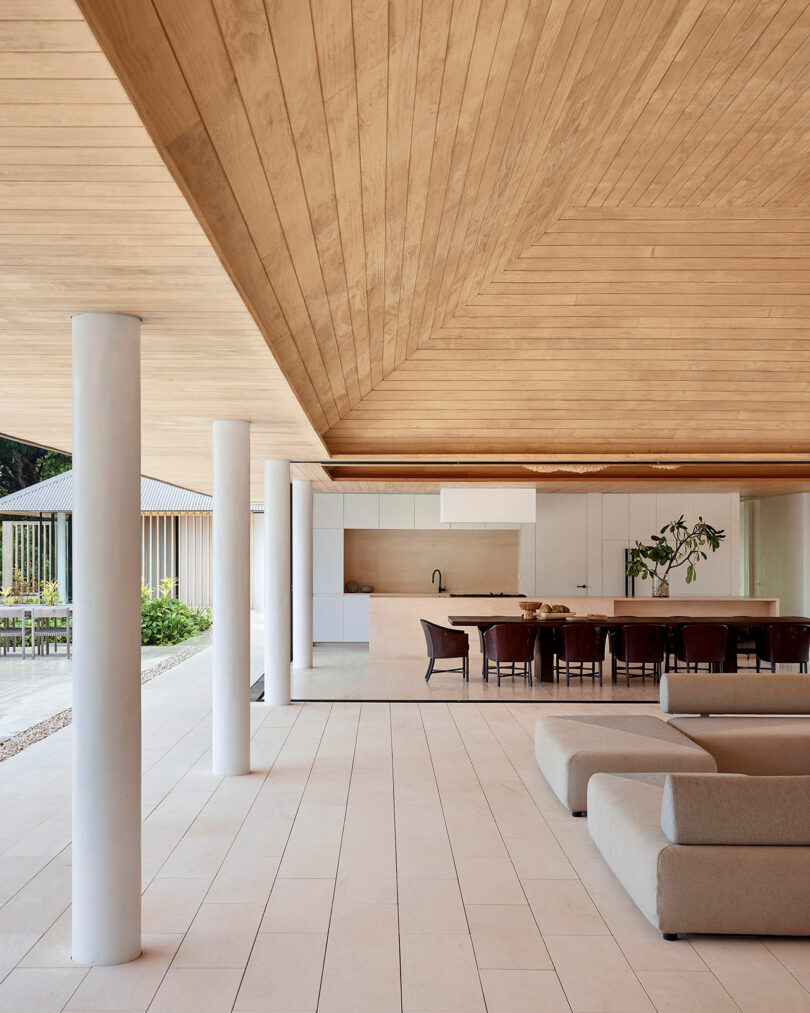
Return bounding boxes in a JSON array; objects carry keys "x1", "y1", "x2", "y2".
[
  {"x1": 450, "y1": 521, "x2": 485, "y2": 529},
  {"x1": 343, "y1": 594, "x2": 370, "y2": 641},
  {"x1": 344, "y1": 493, "x2": 379, "y2": 528},
  {"x1": 312, "y1": 528, "x2": 343, "y2": 594},
  {"x1": 484, "y1": 521, "x2": 521, "y2": 529},
  {"x1": 313, "y1": 493, "x2": 343, "y2": 529},
  {"x1": 379, "y1": 494, "x2": 414, "y2": 529},
  {"x1": 628, "y1": 494, "x2": 657, "y2": 543},
  {"x1": 414, "y1": 494, "x2": 448, "y2": 529},
  {"x1": 313, "y1": 594, "x2": 343, "y2": 641},
  {"x1": 535, "y1": 493, "x2": 589, "y2": 595},
  {"x1": 602, "y1": 494, "x2": 629, "y2": 541}
]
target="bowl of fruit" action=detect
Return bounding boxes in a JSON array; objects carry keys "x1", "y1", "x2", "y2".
[{"x1": 535, "y1": 603, "x2": 574, "y2": 619}]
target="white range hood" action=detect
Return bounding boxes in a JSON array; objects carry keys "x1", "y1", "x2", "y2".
[{"x1": 440, "y1": 487, "x2": 536, "y2": 524}]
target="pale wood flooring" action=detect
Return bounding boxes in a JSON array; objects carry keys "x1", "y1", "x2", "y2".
[{"x1": 0, "y1": 650, "x2": 808, "y2": 1012}]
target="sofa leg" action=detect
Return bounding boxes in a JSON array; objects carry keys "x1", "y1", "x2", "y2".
[
  {"x1": 662, "y1": 933, "x2": 679, "y2": 941},
  {"x1": 571, "y1": 810, "x2": 587, "y2": 818}
]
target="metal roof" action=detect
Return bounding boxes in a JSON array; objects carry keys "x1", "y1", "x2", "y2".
[{"x1": 0, "y1": 470, "x2": 263, "y2": 514}]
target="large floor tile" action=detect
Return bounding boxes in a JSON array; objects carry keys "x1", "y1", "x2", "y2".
[
  {"x1": 637, "y1": 970, "x2": 741, "y2": 1013},
  {"x1": 691, "y1": 937, "x2": 810, "y2": 1013},
  {"x1": 479, "y1": 969, "x2": 572, "y2": 1013},
  {"x1": 453, "y1": 855, "x2": 525, "y2": 906},
  {"x1": 399, "y1": 877, "x2": 468, "y2": 935},
  {"x1": 235, "y1": 932, "x2": 326, "y2": 1010},
  {"x1": 400, "y1": 933, "x2": 485, "y2": 1012},
  {"x1": 466, "y1": 904, "x2": 552, "y2": 970},
  {"x1": 324, "y1": 903, "x2": 399, "y2": 970},
  {"x1": 261, "y1": 879, "x2": 335, "y2": 934},
  {"x1": 524, "y1": 879, "x2": 608, "y2": 936},
  {"x1": 173, "y1": 902, "x2": 264, "y2": 969},
  {"x1": 318, "y1": 965, "x2": 401, "y2": 1013},
  {"x1": 0, "y1": 967, "x2": 87, "y2": 1013},
  {"x1": 545, "y1": 935, "x2": 656, "y2": 1013},
  {"x1": 65, "y1": 934, "x2": 183, "y2": 1011},
  {"x1": 148, "y1": 968, "x2": 243, "y2": 1013}
]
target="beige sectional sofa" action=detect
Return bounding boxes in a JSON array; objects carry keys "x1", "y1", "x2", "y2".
[
  {"x1": 535, "y1": 673, "x2": 810, "y2": 814},
  {"x1": 532, "y1": 672, "x2": 810, "y2": 938},
  {"x1": 587, "y1": 772, "x2": 810, "y2": 938}
]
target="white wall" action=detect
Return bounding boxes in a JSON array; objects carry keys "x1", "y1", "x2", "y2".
[
  {"x1": 750, "y1": 493, "x2": 810, "y2": 616},
  {"x1": 310, "y1": 490, "x2": 742, "y2": 642}
]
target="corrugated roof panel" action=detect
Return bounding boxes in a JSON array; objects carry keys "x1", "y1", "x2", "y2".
[{"x1": 0, "y1": 470, "x2": 264, "y2": 514}]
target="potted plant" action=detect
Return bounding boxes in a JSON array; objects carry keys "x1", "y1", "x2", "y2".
[{"x1": 625, "y1": 516, "x2": 725, "y2": 597}]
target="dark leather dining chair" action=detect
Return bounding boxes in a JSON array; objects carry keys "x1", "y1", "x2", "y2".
[
  {"x1": 754, "y1": 623, "x2": 810, "y2": 673},
  {"x1": 483, "y1": 623, "x2": 535, "y2": 686},
  {"x1": 610, "y1": 624, "x2": 667, "y2": 686},
  {"x1": 420, "y1": 620, "x2": 469, "y2": 682},
  {"x1": 556, "y1": 623, "x2": 607, "y2": 686},
  {"x1": 673, "y1": 623, "x2": 728, "y2": 673}
]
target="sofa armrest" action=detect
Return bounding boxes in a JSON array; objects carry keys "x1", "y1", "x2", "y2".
[{"x1": 661, "y1": 773, "x2": 810, "y2": 845}]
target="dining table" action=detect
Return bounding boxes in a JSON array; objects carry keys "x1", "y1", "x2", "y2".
[
  {"x1": 447, "y1": 613, "x2": 810, "y2": 683},
  {"x1": 0, "y1": 603, "x2": 73, "y2": 658}
]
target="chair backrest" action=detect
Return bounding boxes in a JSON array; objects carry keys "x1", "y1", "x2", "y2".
[
  {"x1": 612, "y1": 623, "x2": 667, "y2": 663},
  {"x1": 484, "y1": 622, "x2": 535, "y2": 663},
  {"x1": 420, "y1": 620, "x2": 467, "y2": 660},
  {"x1": 759, "y1": 623, "x2": 810, "y2": 664},
  {"x1": 558, "y1": 623, "x2": 606, "y2": 663},
  {"x1": 677, "y1": 623, "x2": 728, "y2": 664}
]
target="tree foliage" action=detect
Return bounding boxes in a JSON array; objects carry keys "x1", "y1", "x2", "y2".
[{"x1": 0, "y1": 437, "x2": 71, "y2": 499}]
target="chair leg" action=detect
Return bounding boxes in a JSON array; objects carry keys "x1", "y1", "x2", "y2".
[
  {"x1": 527, "y1": 660, "x2": 532, "y2": 686},
  {"x1": 497, "y1": 662, "x2": 501, "y2": 687},
  {"x1": 565, "y1": 660, "x2": 570, "y2": 687},
  {"x1": 598, "y1": 661, "x2": 603, "y2": 687},
  {"x1": 425, "y1": 659, "x2": 434, "y2": 682}
]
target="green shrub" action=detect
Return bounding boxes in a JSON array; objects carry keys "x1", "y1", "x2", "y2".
[{"x1": 141, "y1": 590, "x2": 212, "y2": 646}]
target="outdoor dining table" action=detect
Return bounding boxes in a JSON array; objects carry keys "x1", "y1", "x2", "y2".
[
  {"x1": 447, "y1": 614, "x2": 810, "y2": 683},
  {"x1": 0, "y1": 603, "x2": 73, "y2": 658}
]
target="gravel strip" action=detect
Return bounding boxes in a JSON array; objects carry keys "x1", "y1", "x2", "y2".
[{"x1": 0, "y1": 640, "x2": 209, "y2": 762}]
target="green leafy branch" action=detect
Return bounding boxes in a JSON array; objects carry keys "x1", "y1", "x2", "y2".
[{"x1": 625, "y1": 516, "x2": 725, "y2": 586}]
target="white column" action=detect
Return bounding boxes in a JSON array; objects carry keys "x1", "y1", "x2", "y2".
[
  {"x1": 292, "y1": 480, "x2": 313, "y2": 669},
  {"x1": 56, "y1": 511, "x2": 68, "y2": 603},
  {"x1": 212, "y1": 420, "x2": 251, "y2": 777},
  {"x1": 264, "y1": 460, "x2": 291, "y2": 704},
  {"x1": 72, "y1": 312, "x2": 142, "y2": 966}
]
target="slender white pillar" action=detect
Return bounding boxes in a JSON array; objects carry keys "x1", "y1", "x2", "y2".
[
  {"x1": 264, "y1": 460, "x2": 291, "y2": 704},
  {"x1": 292, "y1": 480, "x2": 313, "y2": 669},
  {"x1": 56, "y1": 511, "x2": 68, "y2": 603},
  {"x1": 212, "y1": 420, "x2": 251, "y2": 777},
  {"x1": 72, "y1": 312, "x2": 142, "y2": 966}
]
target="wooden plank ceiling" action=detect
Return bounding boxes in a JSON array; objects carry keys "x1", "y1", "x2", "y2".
[
  {"x1": 0, "y1": 0, "x2": 326, "y2": 500},
  {"x1": 73, "y1": 0, "x2": 810, "y2": 461}
]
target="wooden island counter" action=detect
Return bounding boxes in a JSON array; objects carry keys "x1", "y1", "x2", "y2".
[{"x1": 368, "y1": 594, "x2": 779, "y2": 660}]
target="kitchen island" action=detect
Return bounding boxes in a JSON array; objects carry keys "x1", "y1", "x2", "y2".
[{"x1": 368, "y1": 594, "x2": 779, "y2": 659}]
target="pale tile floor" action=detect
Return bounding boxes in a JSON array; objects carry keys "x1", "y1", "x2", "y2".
[
  {"x1": 0, "y1": 632, "x2": 212, "y2": 740},
  {"x1": 292, "y1": 644, "x2": 662, "y2": 703},
  {"x1": 0, "y1": 647, "x2": 809, "y2": 1012}
]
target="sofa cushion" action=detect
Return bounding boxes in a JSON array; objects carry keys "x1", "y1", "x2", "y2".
[
  {"x1": 588, "y1": 772, "x2": 810, "y2": 936},
  {"x1": 660, "y1": 672, "x2": 810, "y2": 715},
  {"x1": 661, "y1": 773, "x2": 810, "y2": 845},
  {"x1": 669, "y1": 716, "x2": 810, "y2": 774},
  {"x1": 534, "y1": 715, "x2": 715, "y2": 813}
]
